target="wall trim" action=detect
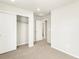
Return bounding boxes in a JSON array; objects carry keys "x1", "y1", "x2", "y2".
[{"x1": 51, "y1": 46, "x2": 79, "y2": 59}]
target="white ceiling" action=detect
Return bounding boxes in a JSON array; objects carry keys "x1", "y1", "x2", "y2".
[{"x1": 0, "y1": 0, "x2": 78, "y2": 16}]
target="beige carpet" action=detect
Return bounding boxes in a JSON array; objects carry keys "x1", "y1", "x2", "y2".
[{"x1": 0, "y1": 40, "x2": 77, "y2": 59}]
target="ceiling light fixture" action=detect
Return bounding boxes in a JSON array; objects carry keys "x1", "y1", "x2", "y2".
[
  {"x1": 11, "y1": 0, "x2": 15, "y2": 2},
  {"x1": 37, "y1": 8, "x2": 40, "y2": 11}
]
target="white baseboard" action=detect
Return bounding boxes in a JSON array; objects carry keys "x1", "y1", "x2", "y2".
[
  {"x1": 17, "y1": 42, "x2": 28, "y2": 46},
  {"x1": 0, "y1": 48, "x2": 16, "y2": 54},
  {"x1": 28, "y1": 44, "x2": 34, "y2": 47},
  {"x1": 51, "y1": 46, "x2": 79, "y2": 59}
]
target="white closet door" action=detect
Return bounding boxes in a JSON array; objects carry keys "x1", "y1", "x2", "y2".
[
  {"x1": 0, "y1": 12, "x2": 16, "y2": 54},
  {"x1": 36, "y1": 20, "x2": 42, "y2": 41}
]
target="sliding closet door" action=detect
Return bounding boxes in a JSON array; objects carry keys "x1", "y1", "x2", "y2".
[{"x1": 0, "y1": 12, "x2": 16, "y2": 54}]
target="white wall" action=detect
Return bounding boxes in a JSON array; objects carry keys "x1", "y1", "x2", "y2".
[
  {"x1": 47, "y1": 15, "x2": 51, "y2": 43},
  {"x1": 51, "y1": 1, "x2": 79, "y2": 58},
  {"x1": 0, "y1": 2, "x2": 34, "y2": 51},
  {"x1": 0, "y1": 13, "x2": 16, "y2": 54}
]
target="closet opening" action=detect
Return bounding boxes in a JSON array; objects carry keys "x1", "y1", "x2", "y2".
[{"x1": 17, "y1": 15, "x2": 29, "y2": 47}]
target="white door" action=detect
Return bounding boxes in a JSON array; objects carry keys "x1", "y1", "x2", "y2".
[
  {"x1": 0, "y1": 12, "x2": 16, "y2": 54},
  {"x1": 42, "y1": 21, "x2": 47, "y2": 39},
  {"x1": 36, "y1": 20, "x2": 42, "y2": 41}
]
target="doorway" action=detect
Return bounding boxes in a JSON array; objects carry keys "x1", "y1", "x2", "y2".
[
  {"x1": 35, "y1": 20, "x2": 48, "y2": 44},
  {"x1": 34, "y1": 13, "x2": 51, "y2": 46},
  {"x1": 42, "y1": 20, "x2": 47, "y2": 40},
  {"x1": 17, "y1": 15, "x2": 29, "y2": 47},
  {"x1": 36, "y1": 20, "x2": 42, "y2": 41}
]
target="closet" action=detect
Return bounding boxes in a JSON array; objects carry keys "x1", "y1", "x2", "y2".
[{"x1": 17, "y1": 15, "x2": 28, "y2": 46}]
